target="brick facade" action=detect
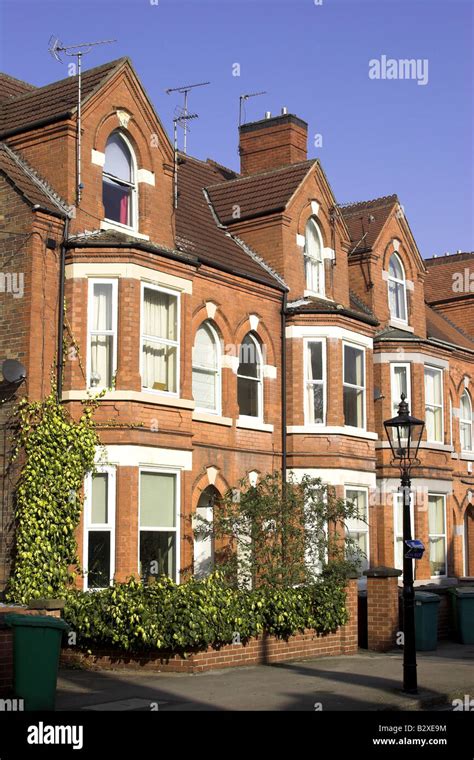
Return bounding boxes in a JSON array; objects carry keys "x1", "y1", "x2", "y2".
[{"x1": 0, "y1": 57, "x2": 473, "y2": 606}]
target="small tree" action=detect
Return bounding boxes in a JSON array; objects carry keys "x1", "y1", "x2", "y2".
[{"x1": 194, "y1": 471, "x2": 366, "y2": 589}]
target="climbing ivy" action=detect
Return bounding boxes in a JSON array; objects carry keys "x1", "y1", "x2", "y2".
[{"x1": 6, "y1": 387, "x2": 103, "y2": 604}]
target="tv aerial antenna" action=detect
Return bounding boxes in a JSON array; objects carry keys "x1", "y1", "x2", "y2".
[
  {"x1": 172, "y1": 110, "x2": 199, "y2": 209},
  {"x1": 48, "y1": 36, "x2": 116, "y2": 205},
  {"x1": 165, "y1": 81, "x2": 210, "y2": 154},
  {"x1": 239, "y1": 90, "x2": 267, "y2": 128}
]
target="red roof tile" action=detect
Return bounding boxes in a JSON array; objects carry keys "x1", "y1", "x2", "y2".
[
  {"x1": 339, "y1": 195, "x2": 399, "y2": 253},
  {"x1": 176, "y1": 154, "x2": 284, "y2": 288},
  {"x1": 0, "y1": 142, "x2": 68, "y2": 215},
  {"x1": 0, "y1": 73, "x2": 36, "y2": 103},
  {"x1": 0, "y1": 58, "x2": 126, "y2": 136},
  {"x1": 425, "y1": 303, "x2": 474, "y2": 350},
  {"x1": 424, "y1": 252, "x2": 474, "y2": 303},
  {"x1": 206, "y1": 159, "x2": 316, "y2": 225}
]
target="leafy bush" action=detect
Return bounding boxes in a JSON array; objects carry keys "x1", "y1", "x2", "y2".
[{"x1": 64, "y1": 571, "x2": 349, "y2": 652}]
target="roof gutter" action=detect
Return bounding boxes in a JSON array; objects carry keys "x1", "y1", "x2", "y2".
[
  {"x1": 66, "y1": 238, "x2": 198, "y2": 267},
  {"x1": 290, "y1": 305, "x2": 379, "y2": 326}
]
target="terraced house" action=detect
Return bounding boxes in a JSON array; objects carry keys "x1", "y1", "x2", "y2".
[{"x1": 0, "y1": 57, "x2": 472, "y2": 593}]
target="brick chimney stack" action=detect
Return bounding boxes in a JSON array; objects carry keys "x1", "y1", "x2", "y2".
[{"x1": 239, "y1": 111, "x2": 308, "y2": 175}]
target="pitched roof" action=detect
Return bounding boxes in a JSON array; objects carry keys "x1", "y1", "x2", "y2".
[
  {"x1": 286, "y1": 293, "x2": 378, "y2": 326},
  {"x1": 0, "y1": 73, "x2": 36, "y2": 103},
  {"x1": 424, "y1": 251, "x2": 474, "y2": 303},
  {"x1": 66, "y1": 228, "x2": 196, "y2": 263},
  {"x1": 206, "y1": 159, "x2": 316, "y2": 225},
  {"x1": 0, "y1": 142, "x2": 69, "y2": 215},
  {"x1": 0, "y1": 58, "x2": 127, "y2": 136},
  {"x1": 339, "y1": 194, "x2": 399, "y2": 253},
  {"x1": 176, "y1": 154, "x2": 285, "y2": 289},
  {"x1": 425, "y1": 303, "x2": 474, "y2": 350}
]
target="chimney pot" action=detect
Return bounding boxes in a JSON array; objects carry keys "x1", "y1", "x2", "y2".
[
  {"x1": 265, "y1": 111, "x2": 272, "y2": 119},
  {"x1": 281, "y1": 106, "x2": 288, "y2": 115}
]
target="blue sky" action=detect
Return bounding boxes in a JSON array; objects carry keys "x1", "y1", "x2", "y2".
[{"x1": 0, "y1": 0, "x2": 472, "y2": 257}]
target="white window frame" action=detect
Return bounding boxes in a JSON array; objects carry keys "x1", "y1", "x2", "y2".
[
  {"x1": 460, "y1": 390, "x2": 473, "y2": 452},
  {"x1": 393, "y1": 490, "x2": 415, "y2": 577},
  {"x1": 237, "y1": 332, "x2": 264, "y2": 423},
  {"x1": 138, "y1": 467, "x2": 180, "y2": 584},
  {"x1": 428, "y1": 493, "x2": 447, "y2": 579},
  {"x1": 390, "y1": 362, "x2": 411, "y2": 417},
  {"x1": 343, "y1": 341, "x2": 366, "y2": 430},
  {"x1": 87, "y1": 278, "x2": 118, "y2": 391},
  {"x1": 192, "y1": 321, "x2": 222, "y2": 416},
  {"x1": 387, "y1": 252, "x2": 408, "y2": 324},
  {"x1": 83, "y1": 466, "x2": 116, "y2": 591},
  {"x1": 424, "y1": 365, "x2": 444, "y2": 443},
  {"x1": 304, "y1": 338, "x2": 326, "y2": 425},
  {"x1": 304, "y1": 217, "x2": 325, "y2": 297},
  {"x1": 140, "y1": 282, "x2": 180, "y2": 397},
  {"x1": 102, "y1": 130, "x2": 138, "y2": 232},
  {"x1": 344, "y1": 486, "x2": 370, "y2": 573}
]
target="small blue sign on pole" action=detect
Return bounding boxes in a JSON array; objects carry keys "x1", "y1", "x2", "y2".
[{"x1": 404, "y1": 539, "x2": 425, "y2": 560}]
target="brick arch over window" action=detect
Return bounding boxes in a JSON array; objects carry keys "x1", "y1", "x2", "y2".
[
  {"x1": 191, "y1": 471, "x2": 230, "y2": 512},
  {"x1": 382, "y1": 241, "x2": 416, "y2": 282},
  {"x1": 297, "y1": 201, "x2": 331, "y2": 243},
  {"x1": 191, "y1": 304, "x2": 233, "y2": 349},
  {"x1": 94, "y1": 113, "x2": 152, "y2": 168},
  {"x1": 233, "y1": 317, "x2": 277, "y2": 369}
]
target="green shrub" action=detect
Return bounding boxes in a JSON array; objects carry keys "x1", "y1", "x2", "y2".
[{"x1": 64, "y1": 571, "x2": 349, "y2": 653}]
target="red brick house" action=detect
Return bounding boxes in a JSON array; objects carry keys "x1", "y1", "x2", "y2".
[{"x1": 0, "y1": 57, "x2": 472, "y2": 593}]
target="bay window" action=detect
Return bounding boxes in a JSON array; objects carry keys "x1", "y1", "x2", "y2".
[
  {"x1": 192, "y1": 322, "x2": 221, "y2": 413},
  {"x1": 428, "y1": 494, "x2": 446, "y2": 577},
  {"x1": 424, "y1": 366, "x2": 444, "y2": 442},
  {"x1": 139, "y1": 470, "x2": 178, "y2": 582},
  {"x1": 237, "y1": 333, "x2": 263, "y2": 419},
  {"x1": 141, "y1": 284, "x2": 179, "y2": 393},
  {"x1": 460, "y1": 390, "x2": 473, "y2": 451},
  {"x1": 88, "y1": 279, "x2": 117, "y2": 389},
  {"x1": 102, "y1": 131, "x2": 136, "y2": 228},
  {"x1": 343, "y1": 343, "x2": 365, "y2": 428},
  {"x1": 84, "y1": 467, "x2": 116, "y2": 590},
  {"x1": 390, "y1": 363, "x2": 411, "y2": 416},
  {"x1": 305, "y1": 339, "x2": 325, "y2": 424}
]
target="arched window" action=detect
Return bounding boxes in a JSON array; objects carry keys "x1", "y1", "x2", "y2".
[
  {"x1": 237, "y1": 332, "x2": 263, "y2": 419},
  {"x1": 304, "y1": 217, "x2": 324, "y2": 295},
  {"x1": 193, "y1": 485, "x2": 219, "y2": 579},
  {"x1": 388, "y1": 252, "x2": 407, "y2": 322},
  {"x1": 102, "y1": 131, "x2": 136, "y2": 228},
  {"x1": 460, "y1": 390, "x2": 473, "y2": 451},
  {"x1": 192, "y1": 322, "x2": 221, "y2": 413}
]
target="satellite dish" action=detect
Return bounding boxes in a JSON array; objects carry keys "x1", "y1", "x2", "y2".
[{"x1": 2, "y1": 359, "x2": 26, "y2": 385}]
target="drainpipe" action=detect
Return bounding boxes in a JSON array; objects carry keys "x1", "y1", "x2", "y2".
[
  {"x1": 57, "y1": 216, "x2": 70, "y2": 400},
  {"x1": 281, "y1": 290, "x2": 288, "y2": 484}
]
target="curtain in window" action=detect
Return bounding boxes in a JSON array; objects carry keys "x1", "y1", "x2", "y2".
[
  {"x1": 388, "y1": 254, "x2": 407, "y2": 321},
  {"x1": 192, "y1": 324, "x2": 218, "y2": 410},
  {"x1": 91, "y1": 283, "x2": 113, "y2": 388},
  {"x1": 142, "y1": 289, "x2": 177, "y2": 392},
  {"x1": 343, "y1": 345, "x2": 364, "y2": 427},
  {"x1": 429, "y1": 495, "x2": 446, "y2": 575},
  {"x1": 103, "y1": 133, "x2": 134, "y2": 226},
  {"x1": 139, "y1": 472, "x2": 177, "y2": 582},
  {"x1": 237, "y1": 334, "x2": 261, "y2": 417},
  {"x1": 392, "y1": 365, "x2": 408, "y2": 414},
  {"x1": 305, "y1": 218, "x2": 324, "y2": 294},
  {"x1": 345, "y1": 489, "x2": 369, "y2": 572},
  {"x1": 425, "y1": 368, "x2": 443, "y2": 441}
]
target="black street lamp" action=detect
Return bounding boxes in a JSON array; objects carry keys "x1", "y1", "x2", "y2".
[{"x1": 384, "y1": 393, "x2": 425, "y2": 694}]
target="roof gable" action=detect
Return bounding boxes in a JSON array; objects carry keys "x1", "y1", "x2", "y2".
[
  {"x1": 0, "y1": 142, "x2": 69, "y2": 215},
  {"x1": 0, "y1": 73, "x2": 36, "y2": 103}
]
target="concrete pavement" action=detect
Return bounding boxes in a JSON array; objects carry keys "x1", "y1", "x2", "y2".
[{"x1": 56, "y1": 642, "x2": 474, "y2": 711}]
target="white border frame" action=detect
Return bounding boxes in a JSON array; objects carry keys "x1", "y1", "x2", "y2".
[
  {"x1": 237, "y1": 332, "x2": 264, "y2": 424},
  {"x1": 428, "y1": 492, "x2": 447, "y2": 579},
  {"x1": 83, "y1": 465, "x2": 116, "y2": 591},
  {"x1": 102, "y1": 130, "x2": 139, "y2": 233},
  {"x1": 460, "y1": 390, "x2": 473, "y2": 453},
  {"x1": 304, "y1": 337, "x2": 327, "y2": 426},
  {"x1": 390, "y1": 362, "x2": 412, "y2": 416},
  {"x1": 87, "y1": 278, "x2": 118, "y2": 391},
  {"x1": 342, "y1": 341, "x2": 366, "y2": 431},
  {"x1": 344, "y1": 485, "x2": 370, "y2": 573},
  {"x1": 140, "y1": 281, "x2": 181, "y2": 397},
  {"x1": 387, "y1": 252, "x2": 408, "y2": 324},
  {"x1": 304, "y1": 216, "x2": 325, "y2": 298},
  {"x1": 424, "y1": 364, "x2": 444, "y2": 443},
  {"x1": 138, "y1": 467, "x2": 181, "y2": 584},
  {"x1": 192, "y1": 321, "x2": 222, "y2": 416}
]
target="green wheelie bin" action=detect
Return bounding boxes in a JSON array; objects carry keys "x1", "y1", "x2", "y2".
[
  {"x1": 4, "y1": 613, "x2": 69, "y2": 710},
  {"x1": 449, "y1": 586, "x2": 474, "y2": 644},
  {"x1": 414, "y1": 592, "x2": 440, "y2": 651}
]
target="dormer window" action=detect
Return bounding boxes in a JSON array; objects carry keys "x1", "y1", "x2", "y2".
[
  {"x1": 388, "y1": 252, "x2": 407, "y2": 323},
  {"x1": 102, "y1": 132, "x2": 136, "y2": 228},
  {"x1": 304, "y1": 217, "x2": 324, "y2": 296}
]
